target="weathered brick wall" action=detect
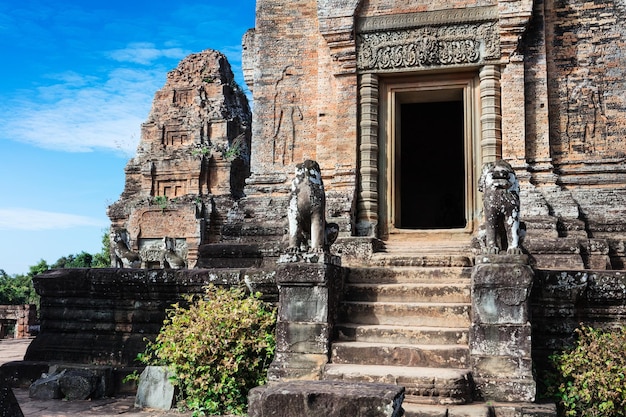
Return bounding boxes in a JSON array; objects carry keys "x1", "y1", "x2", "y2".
[
  {"x1": 545, "y1": 0, "x2": 626, "y2": 163},
  {"x1": 246, "y1": 0, "x2": 360, "y2": 236},
  {"x1": 538, "y1": 0, "x2": 626, "y2": 251},
  {"x1": 252, "y1": 0, "x2": 322, "y2": 174},
  {"x1": 0, "y1": 305, "x2": 37, "y2": 339}
]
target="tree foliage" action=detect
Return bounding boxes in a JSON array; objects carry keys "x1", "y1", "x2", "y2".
[
  {"x1": 549, "y1": 325, "x2": 626, "y2": 417},
  {"x1": 0, "y1": 231, "x2": 111, "y2": 305},
  {"x1": 92, "y1": 232, "x2": 111, "y2": 268},
  {"x1": 140, "y1": 285, "x2": 277, "y2": 416},
  {"x1": 0, "y1": 264, "x2": 42, "y2": 306}
]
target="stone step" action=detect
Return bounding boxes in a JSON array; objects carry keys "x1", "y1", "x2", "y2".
[
  {"x1": 347, "y1": 266, "x2": 472, "y2": 284},
  {"x1": 340, "y1": 301, "x2": 471, "y2": 327},
  {"x1": 323, "y1": 363, "x2": 474, "y2": 405},
  {"x1": 336, "y1": 323, "x2": 469, "y2": 345},
  {"x1": 368, "y1": 253, "x2": 473, "y2": 267},
  {"x1": 402, "y1": 403, "x2": 491, "y2": 417},
  {"x1": 345, "y1": 283, "x2": 471, "y2": 303},
  {"x1": 330, "y1": 341, "x2": 469, "y2": 369}
]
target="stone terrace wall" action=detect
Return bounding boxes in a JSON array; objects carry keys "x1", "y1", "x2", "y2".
[
  {"x1": 530, "y1": 269, "x2": 626, "y2": 374},
  {"x1": 26, "y1": 268, "x2": 277, "y2": 366}
]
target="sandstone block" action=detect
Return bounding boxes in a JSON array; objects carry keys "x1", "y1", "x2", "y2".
[
  {"x1": 134, "y1": 366, "x2": 176, "y2": 410},
  {"x1": 28, "y1": 370, "x2": 64, "y2": 400},
  {"x1": 276, "y1": 321, "x2": 330, "y2": 354},
  {"x1": 248, "y1": 380, "x2": 404, "y2": 417},
  {"x1": 469, "y1": 324, "x2": 532, "y2": 357},
  {"x1": 58, "y1": 369, "x2": 102, "y2": 401}
]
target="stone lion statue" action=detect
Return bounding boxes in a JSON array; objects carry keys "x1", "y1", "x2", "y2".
[
  {"x1": 161, "y1": 237, "x2": 186, "y2": 269},
  {"x1": 112, "y1": 230, "x2": 141, "y2": 268},
  {"x1": 478, "y1": 159, "x2": 523, "y2": 255},
  {"x1": 287, "y1": 159, "x2": 339, "y2": 254}
]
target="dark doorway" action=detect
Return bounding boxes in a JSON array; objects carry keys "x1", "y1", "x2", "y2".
[{"x1": 398, "y1": 100, "x2": 466, "y2": 229}]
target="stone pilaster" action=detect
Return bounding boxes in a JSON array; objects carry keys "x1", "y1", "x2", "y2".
[
  {"x1": 470, "y1": 255, "x2": 536, "y2": 402},
  {"x1": 268, "y1": 257, "x2": 344, "y2": 381},
  {"x1": 356, "y1": 73, "x2": 379, "y2": 237},
  {"x1": 479, "y1": 65, "x2": 502, "y2": 164}
]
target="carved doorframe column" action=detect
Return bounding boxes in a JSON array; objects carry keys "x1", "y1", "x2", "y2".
[
  {"x1": 356, "y1": 73, "x2": 380, "y2": 237},
  {"x1": 479, "y1": 65, "x2": 503, "y2": 164},
  {"x1": 355, "y1": 6, "x2": 502, "y2": 239}
]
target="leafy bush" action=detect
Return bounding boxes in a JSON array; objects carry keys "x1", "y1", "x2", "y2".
[
  {"x1": 550, "y1": 325, "x2": 626, "y2": 417},
  {"x1": 141, "y1": 285, "x2": 276, "y2": 416}
]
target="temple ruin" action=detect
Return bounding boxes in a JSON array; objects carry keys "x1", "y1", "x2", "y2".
[
  {"x1": 107, "y1": 49, "x2": 252, "y2": 269},
  {"x1": 5, "y1": 1, "x2": 626, "y2": 416}
]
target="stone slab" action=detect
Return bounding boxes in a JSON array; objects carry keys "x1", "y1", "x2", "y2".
[
  {"x1": 469, "y1": 324, "x2": 532, "y2": 357},
  {"x1": 278, "y1": 286, "x2": 331, "y2": 322},
  {"x1": 51, "y1": 364, "x2": 114, "y2": 399},
  {"x1": 267, "y1": 352, "x2": 328, "y2": 381},
  {"x1": 0, "y1": 361, "x2": 50, "y2": 389},
  {"x1": 248, "y1": 380, "x2": 404, "y2": 417},
  {"x1": 471, "y1": 264, "x2": 533, "y2": 325},
  {"x1": 134, "y1": 366, "x2": 176, "y2": 410},
  {"x1": 28, "y1": 370, "x2": 64, "y2": 400},
  {"x1": 276, "y1": 262, "x2": 343, "y2": 285},
  {"x1": 474, "y1": 378, "x2": 536, "y2": 403},
  {"x1": 275, "y1": 321, "x2": 330, "y2": 354},
  {"x1": 491, "y1": 401, "x2": 557, "y2": 417},
  {"x1": 196, "y1": 244, "x2": 263, "y2": 268}
]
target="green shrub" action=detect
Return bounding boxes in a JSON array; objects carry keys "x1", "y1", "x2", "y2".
[
  {"x1": 141, "y1": 285, "x2": 276, "y2": 416},
  {"x1": 550, "y1": 325, "x2": 626, "y2": 417}
]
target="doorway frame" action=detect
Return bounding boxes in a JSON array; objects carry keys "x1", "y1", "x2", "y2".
[{"x1": 378, "y1": 72, "x2": 482, "y2": 240}]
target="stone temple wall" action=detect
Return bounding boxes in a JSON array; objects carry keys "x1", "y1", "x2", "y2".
[
  {"x1": 104, "y1": 1, "x2": 626, "y2": 269},
  {"x1": 520, "y1": 0, "x2": 626, "y2": 267},
  {"x1": 238, "y1": 0, "x2": 626, "y2": 269},
  {"x1": 544, "y1": 0, "x2": 626, "y2": 246}
]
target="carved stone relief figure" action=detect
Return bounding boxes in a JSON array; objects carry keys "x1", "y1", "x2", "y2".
[
  {"x1": 478, "y1": 160, "x2": 523, "y2": 255},
  {"x1": 272, "y1": 66, "x2": 303, "y2": 165},
  {"x1": 565, "y1": 70, "x2": 608, "y2": 156},
  {"x1": 287, "y1": 160, "x2": 339, "y2": 255},
  {"x1": 112, "y1": 229, "x2": 141, "y2": 268}
]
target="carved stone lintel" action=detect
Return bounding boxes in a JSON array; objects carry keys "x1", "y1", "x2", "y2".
[
  {"x1": 357, "y1": 6, "x2": 499, "y2": 33},
  {"x1": 357, "y1": 22, "x2": 500, "y2": 72}
]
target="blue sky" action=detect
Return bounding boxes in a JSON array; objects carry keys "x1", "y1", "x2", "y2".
[{"x1": 0, "y1": 1, "x2": 255, "y2": 275}]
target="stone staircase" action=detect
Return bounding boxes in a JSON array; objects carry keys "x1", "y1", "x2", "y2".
[{"x1": 323, "y1": 241, "x2": 492, "y2": 416}]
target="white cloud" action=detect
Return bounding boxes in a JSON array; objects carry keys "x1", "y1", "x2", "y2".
[
  {"x1": 0, "y1": 208, "x2": 105, "y2": 231},
  {"x1": 108, "y1": 42, "x2": 188, "y2": 65},
  {"x1": 0, "y1": 65, "x2": 165, "y2": 155},
  {"x1": 0, "y1": 37, "x2": 247, "y2": 155}
]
